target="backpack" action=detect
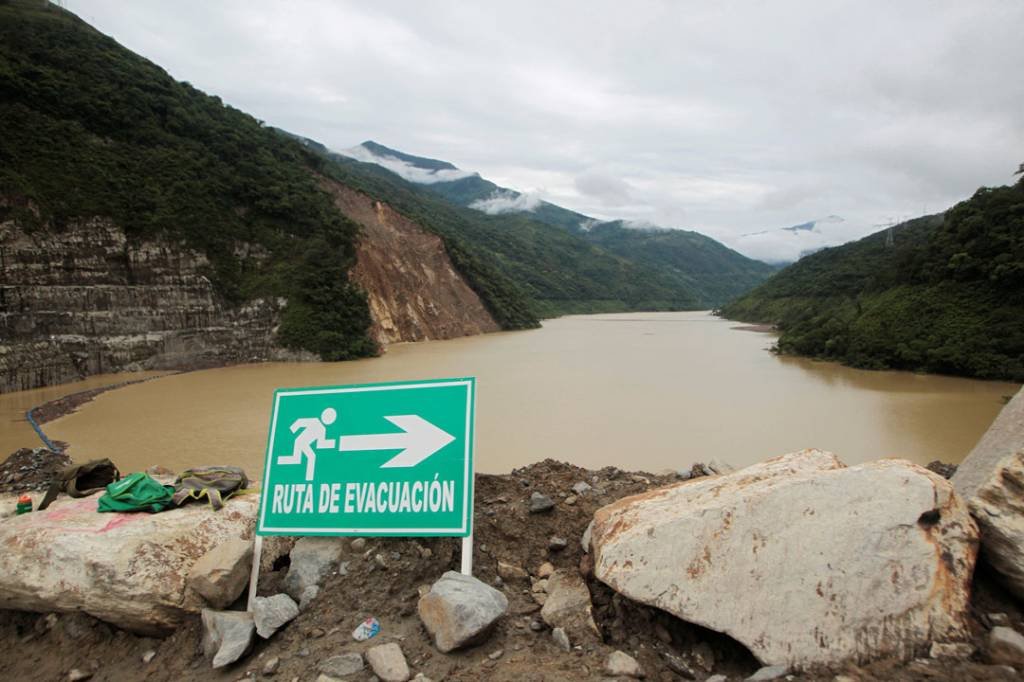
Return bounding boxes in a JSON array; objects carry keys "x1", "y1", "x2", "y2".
[
  {"x1": 97, "y1": 472, "x2": 175, "y2": 513},
  {"x1": 38, "y1": 458, "x2": 121, "y2": 510},
  {"x1": 172, "y1": 466, "x2": 249, "y2": 511}
]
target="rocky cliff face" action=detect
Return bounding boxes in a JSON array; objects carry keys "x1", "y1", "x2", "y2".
[
  {"x1": 1, "y1": 180, "x2": 501, "y2": 393},
  {"x1": 0, "y1": 214, "x2": 304, "y2": 393},
  {"x1": 323, "y1": 181, "x2": 500, "y2": 346}
]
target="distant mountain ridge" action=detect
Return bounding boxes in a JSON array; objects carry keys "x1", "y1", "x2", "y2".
[{"x1": 339, "y1": 141, "x2": 778, "y2": 307}]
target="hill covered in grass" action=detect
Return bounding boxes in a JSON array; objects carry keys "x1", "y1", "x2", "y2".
[{"x1": 720, "y1": 177, "x2": 1024, "y2": 381}]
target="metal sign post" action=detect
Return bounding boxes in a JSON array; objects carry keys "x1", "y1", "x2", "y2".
[{"x1": 248, "y1": 378, "x2": 476, "y2": 607}]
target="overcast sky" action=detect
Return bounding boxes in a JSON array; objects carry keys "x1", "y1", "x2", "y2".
[{"x1": 67, "y1": 1, "x2": 1024, "y2": 261}]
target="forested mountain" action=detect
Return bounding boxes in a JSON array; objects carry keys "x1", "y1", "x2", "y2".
[
  {"x1": 340, "y1": 142, "x2": 777, "y2": 307},
  {"x1": 721, "y1": 177, "x2": 1024, "y2": 381}
]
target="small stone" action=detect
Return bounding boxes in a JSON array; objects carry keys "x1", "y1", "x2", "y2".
[
  {"x1": 528, "y1": 492, "x2": 555, "y2": 513},
  {"x1": 141, "y1": 650, "x2": 157, "y2": 664},
  {"x1": 531, "y1": 578, "x2": 548, "y2": 593},
  {"x1": 537, "y1": 562, "x2": 555, "y2": 579},
  {"x1": 201, "y1": 609, "x2": 255, "y2": 668},
  {"x1": 564, "y1": 495, "x2": 577, "y2": 506},
  {"x1": 418, "y1": 571, "x2": 508, "y2": 653},
  {"x1": 747, "y1": 665, "x2": 789, "y2": 681},
  {"x1": 653, "y1": 622, "x2": 671, "y2": 644},
  {"x1": 411, "y1": 675, "x2": 433, "y2": 682},
  {"x1": 532, "y1": 592, "x2": 547, "y2": 606},
  {"x1": 351, "y1": 538, "x2": 367, "y2": 551},
  {"x1": 989, "y1": 612, "x2": 1011, "y2": 627},
  {"x1": 581, "y1": 521, "x2": 593, "y2": 554},
  {"x1": 552, "y1": 627, "x2": 570, "y2": 652},
  {"x1": 571, "y1": 482, "x2": 592, "y2": 495},
  {"x1": 497, "y1": 561, "x2": 529, "y2": 581},
  {"x1": 488, "y1": 649, "x2": 503, "y2": 660},
  {"x1": 366, "y1": 642, "x2": 410, "y2": 682},
  {"x1": 310, "y1": 627, "x2": 326, "y2": 638},
  {"x1": 284, "y1": 537, "x2": 345, "y2": 601},
  {"x1": 930, "y1": 641, "x2": 974, "y2": 659},
  {"x1": 661, "y1": 652, "x2": 696, "y2": 680},
  {"x1": 68, "y1": 670, "x2": 92, "y2": 682},
  {"x1": 262, "y1": 656, "x2": 280, "y2": 675},
  {"x1": 530, "y1": 619, "x2": 545, "y2": 632},
  {"x1": 252, "y1": 594, "x2": 300, "y2": 639},
  {"x1": 374, "y1": 553, "x2": 388, "y2": 569},
  {"x1": 833, "y1": 676, "x2": 858, "y2": 682},
  {"x1": 989, "y1": 626, "x2": 1024, "y2": 665},
  {"x1": 319, "y1": 653, "x2": 364, "y2": 677},
  {"x1": 548, "y1": 536, "x2": 568, "y2": 552},
  {"x1": 603, "y1": 650, "x2": 644, "y2": 678},
  {"x1": 705, "y1": 676, "x2": 728, "y2": 682}
]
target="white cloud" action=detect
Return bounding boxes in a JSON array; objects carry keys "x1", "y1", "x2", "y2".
[
  {"x1": 65, "y1": 0, "x2": 1024, "y2": 262},
  {"x1": 338, "y1": 144, "x2": 475, "y2": 185},
  {"x1": 469, "y1": 190, "x2": 542, "y2": 215}
]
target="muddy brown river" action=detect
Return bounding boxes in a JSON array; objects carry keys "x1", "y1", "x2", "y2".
[{"x1": 6, "y1": 312, "x2": 1019, "y2": 475}]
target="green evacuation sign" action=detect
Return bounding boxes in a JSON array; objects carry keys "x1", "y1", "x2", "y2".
[{"x1": 257, "y1": 378, "x2": 475, "y2": 537}]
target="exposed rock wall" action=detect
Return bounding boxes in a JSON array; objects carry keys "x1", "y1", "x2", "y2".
[
  {"x1": 0, "y1": 217, "x2": 303, "y2": 393},
  {"x1": 323, "y1": 181, "x2": 500, "y2": 346}
]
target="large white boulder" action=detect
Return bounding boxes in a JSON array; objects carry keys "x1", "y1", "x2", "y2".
[
  {"x1": 0, "y1": 492, "x2": 259, "y2": 634},
  {"x1": 590, "y1": 449, "x2": 978, "y2": 668}
]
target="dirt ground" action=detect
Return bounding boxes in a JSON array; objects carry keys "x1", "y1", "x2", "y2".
[{"x1": 1, "y1": 459, "x2": 1022, "y2": 682}]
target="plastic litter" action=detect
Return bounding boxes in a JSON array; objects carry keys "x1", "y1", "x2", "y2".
[
  {"x1": 15, "y1": 494, "x2": 32, "y2": 515},
  {"x1": 352, "y1": 616, "x2": 380, "y2": 641}
]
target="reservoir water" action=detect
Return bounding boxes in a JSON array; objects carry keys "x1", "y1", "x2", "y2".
[{"x1": 13, "y1": 312, "x2": 1019, "y2": 476}]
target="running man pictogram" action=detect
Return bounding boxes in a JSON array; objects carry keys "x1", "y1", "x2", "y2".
[{"x1": 278, "y1": 407, "x2": 337, "y2": 480}]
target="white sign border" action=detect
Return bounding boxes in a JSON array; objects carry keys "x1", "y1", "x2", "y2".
[{"x1": 256, "y1": 378, "x2": 475, "y2": 536}]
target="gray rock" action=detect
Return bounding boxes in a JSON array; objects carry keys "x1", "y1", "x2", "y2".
[
  {"x1": 366, "y1": 642, "x2": 410, "y2": 682},
  {"x1": 548, "y1": 536, "x2": 568, "y2": 552},
  {"x1": 581, "y1": 521, "x2": 593, "y2": 554},
  {"x1": 299, "y1": 585, "x2": 320, "y2": 611},
  {"x1": 418, "y1": 571, "x2": 508, "y2": 653},
  {"x1": 187, "y1": 537, "x2": 252, "y2": 609},
  {"x1": 572, "y1": 481, "x2": 593, "y2": 495},
  {"x1": 989, "y1": 626, "x2": 1024, "y2": 665},
  {"x1": 705, "y1": 676, "x2": 727, "y2": 682},
  {"x1": 747, "y1": 665, "x2": 789, "y2": 681},
  {"x1": 953, "y1": 387, "x2": 1024, "y2": 501},
  {"x1": 540, "y1": 570, "x2": 599, "y2": 642},
  {"x1": 320, "y1": 652, "x2": 365, "y2": 677},
  {"x1": 552, "y1": 626, "x2": 570, "y2": 652},
  {"x1": 603, "y1": 650, "x2": 644, "y2": 678},
  {"x1": 201, "y1": 609, "x2": 254, "y2": 668},
  {"x1": 141, "y1": 650, "x2": 156, "y2": 664},
  {"x1": 262, "y1": 655, "x2": 280, "y2": 675},
  {"x1": 528, "y1": 492, "x2": 555, "y2": 513},
  {"x1": 68, "y1": 670, "x2": 92, "y2": 682},
  {"x1": 283, "y1": 537, "x2": 344, "y2": 600},
  {"x1": 350, "y1": 537, "x2": 367, "y2": 552},
  {"x1": 411, "y1": 674, "x2": 433, "y2": 682},
  {"x1": 252, "y1": 593, "x2": 299, "y2": 638}
]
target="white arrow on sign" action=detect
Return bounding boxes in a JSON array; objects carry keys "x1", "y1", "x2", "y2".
[{"x1": 338, "y1": 415, "x2": 455, "y2": 468}]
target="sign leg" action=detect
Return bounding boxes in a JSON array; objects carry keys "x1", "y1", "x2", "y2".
[
  {"x1": 460, "y1": 533, "x2": 473, "y2": 576},
  {"x1": 247, "y1": 534, "x2": 263, "y2": 612}
]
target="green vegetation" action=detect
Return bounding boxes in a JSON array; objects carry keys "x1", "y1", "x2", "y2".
[
  {"x1": 348, "y1": 142, "x2": 776, "y2": 308},
  {"x1": 0, "y1": 0, "x2": 380, "y2": 359},
  {"x1": 720, "y1": 178, "x2": 1024, "y2": 381},
  {"x1": 318, "y1": 153, "x2": 701, "y2": 316}
]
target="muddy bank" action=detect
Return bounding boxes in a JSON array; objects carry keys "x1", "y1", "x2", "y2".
[{"x1": 0, "y1": 457, "x2": 1021, "y2": 681}]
